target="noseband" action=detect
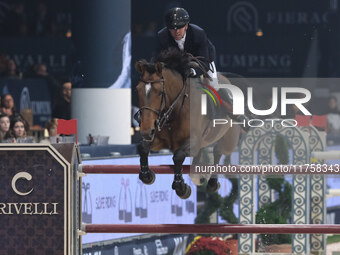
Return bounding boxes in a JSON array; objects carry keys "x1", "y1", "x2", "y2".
[{"x1": 134, "y1": 77, "x2": 187, "y2": 132}]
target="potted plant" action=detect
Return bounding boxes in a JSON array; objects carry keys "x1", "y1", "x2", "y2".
[
  {"x1": 255, "y1": 135, "x2": 292, "y2": 252},
  {"x1": 186, "y1": 236, "x2": 234, "y2": 255},
  {"x1": 195, "y1": 155, "x2": 238, "y2": 254}
]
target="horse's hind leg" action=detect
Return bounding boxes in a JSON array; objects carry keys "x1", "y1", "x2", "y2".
[
  {"x1": 172, "y1": 142, "x2": 191, "y2": 199},
  {"x1": 138, "y1": 140, "x2": 155, "y2": 185},
  {"x1": 210, "y1": 125, "x2": 241, "y2": 190},
  {"x1": 190, "y1": 149, "x2": 208, "y2": 186},
  {"x1": 206, "y1": 146, "x2": 221, "y2": 193}
]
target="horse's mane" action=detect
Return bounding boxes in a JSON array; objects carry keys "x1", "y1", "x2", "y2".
[
  {"x1": 139, "y1": 59, "x2": 157, "y2": 74},
  {"x1": 155, "y1": 47, "x2": 190, "y2": 78}
]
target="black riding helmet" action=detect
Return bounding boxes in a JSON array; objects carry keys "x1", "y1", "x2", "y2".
[{"x1": 165, "y1": 7, "x2": 190, "y2": 29}]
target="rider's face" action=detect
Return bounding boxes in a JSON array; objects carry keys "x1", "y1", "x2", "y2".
[{"x1": 169, "y1": 24, "x2": 188, "y2": 41}]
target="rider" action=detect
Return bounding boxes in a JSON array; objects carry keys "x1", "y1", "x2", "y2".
[
  {"x1": 157, "y1": 7, "x2": 250, "y2": 130},
  {"x1": 157, "y1": 7, "x2": 216, "y2": 78}
]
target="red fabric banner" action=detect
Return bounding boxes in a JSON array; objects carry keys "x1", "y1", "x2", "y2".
[
  {"x1": 312, "y1": 115, "x2": 327, "y2": 130},
  {"x1": 57, "y1": 119, "x2": 78, "y2": 143},
  {"x1": 295, "y1": 115, "x2": 310, "y2": 127}
]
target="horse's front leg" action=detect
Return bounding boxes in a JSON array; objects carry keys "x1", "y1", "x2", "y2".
[
  {"x1": 138, "y1": 140, "x2": 155, "y2": 185},
  {"x1": 172, "y1": 142, "x2": 191, "y2": 199}
]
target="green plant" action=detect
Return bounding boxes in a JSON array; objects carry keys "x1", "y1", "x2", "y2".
[
  {"x1": 219, "y1": 155, "x2": 239, "y2": 224},
  {"x1": 195, "y1": 137, "x2": 293, "y2": 245},
  {"x1": 195, "y1": 186, "x2": 222, "y2": 224},
  {"x1": 255, "y1": 135, "x2": 292, "y2": 245},
  {"x1": 195, "y1": 154, "x2": 239, "y2": 227},
  {"x1": 327, "y1": 235, "x2": 340, "y2": 244}
]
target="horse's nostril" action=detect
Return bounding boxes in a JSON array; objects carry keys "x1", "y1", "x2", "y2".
[{"x1": 150, "y1": 129, "x2": 155, "y2": 137}]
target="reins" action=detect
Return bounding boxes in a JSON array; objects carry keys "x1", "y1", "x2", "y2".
[
  {"x1": 134, "y1": 76, "x2": 187, "y2": 132},
  {"x1": 186, "y1": 53, "x2": 213, "y2": 79}
]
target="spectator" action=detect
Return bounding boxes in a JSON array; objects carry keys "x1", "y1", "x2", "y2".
[
  {"x1": 25, "y1": 63, "x2": 49, "y2": 78},
  {"x1": 10, "y1": 115, "x2": 31, "y2": 143},
  {"x1": 132, "y1": 24, "x2": 143, "y2": 36},
  {"x1": 325, "y1": 96, "x2": 340, "y2": 114},
  {"x1": 4, "y1": 59, "x2": 21, "y2": 79},
  {"x1": 52, "y1": 81, "x2": 71, "y2": 120},
  {"x1": 19, "y1": 22, "x2": 29, "y2": 36},
  {"x1": 0, "y1": 93, "x2": 18, "y2": 119},
  {"x1": 284, "y1": 93, "x2": 311, "y2": 119},
  {"x1": 325, "y1": 96, "x2": 340, "y2": 134},
  {"x1": 40, "y1": 118, "x2": 59, "y2": 143},
  {"x1": 35, "y1": 63, "x2": 49, "y2": 77},
  {"x1": 30, "y1": 2, "x2": 54, "y2": 36},
  {"x1": 143, "y1": 22, "x2": 157, "y2": 37},
  {"x1": 10, "y1": 115, "x2": 34, "y2": 143},
  {"x1": 0, "y1": 53, "x2": 8, "y2": 77},
  {"x1": 3, "y1": 2, "x2": 28, "y2": 36},
  {"x1": 0, "y1": 114, "x2": 11, "y2": 142},
  {"x1": 24, "y1": 63, "x2": 60, "y2": 107}
]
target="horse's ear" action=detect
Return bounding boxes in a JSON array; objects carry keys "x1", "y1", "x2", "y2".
[
  {"x1": 135, "y1": 61, "x2": 145, "y2": 74},
  {"x1": 155, "y1": 62, "x2": 164, "y2": 74}
]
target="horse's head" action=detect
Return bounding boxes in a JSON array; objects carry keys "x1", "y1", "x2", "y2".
[{"x1": 135, "y1": 60, "x2": 165, "y2": 141}]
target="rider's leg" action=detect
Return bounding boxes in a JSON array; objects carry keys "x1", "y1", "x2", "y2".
[{"x1": 206, "y1": 65, "x2": 251, "y2": 131}]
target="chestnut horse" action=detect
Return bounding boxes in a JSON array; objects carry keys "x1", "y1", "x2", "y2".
[{"x1": 135, "y1": 49, "x2": 241, "y2": 199}]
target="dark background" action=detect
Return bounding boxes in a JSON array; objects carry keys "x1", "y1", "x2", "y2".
[
  {"x1": 131, "y1": 0, "x2": 340, "y2": 107},
  {"x1": 1, "y1": 0, "x2": 340, "y2": 119}
]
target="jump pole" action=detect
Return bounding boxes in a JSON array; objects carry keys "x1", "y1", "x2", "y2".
[
  {"x1": 82, "y1": 224, "x2": 340, "y2": 234},
  {"x1": 80, "y1": 164, "x2": 338, "y2": 174}
]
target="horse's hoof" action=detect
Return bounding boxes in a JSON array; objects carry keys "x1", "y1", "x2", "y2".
[
  {"x1": 207, "y1": 181, "x2": 220, "y2": 193},
  {"x1": 139, "y1": 170, "x2": 155, "y2": 185},
  {"x1": 176, "y1": 184, "x2": 191, "y2": 199},
  {"x1": 188, "y1": 174, "x2": 206, "y2": 186}
]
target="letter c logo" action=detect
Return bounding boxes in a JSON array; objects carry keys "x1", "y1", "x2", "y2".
[{"x1": 11, "y1": 172, "x2": 33, "y2": 196}]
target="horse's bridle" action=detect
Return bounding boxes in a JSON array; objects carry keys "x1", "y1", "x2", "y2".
[{"x1": 134, "y1": 77, "x2": 187, "y2": 132}]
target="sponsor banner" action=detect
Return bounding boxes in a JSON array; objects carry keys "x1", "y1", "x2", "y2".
[
  {"x1": 83, "y1": 234, "x2": 191, "y2": 255},
  {"x1": 213, "y1": 35, "x2": 309, "y2": 77},
  {"x1": 81, "y1": 161, "x2": 196, "y2": 244},
  {"x1": 165, "y1": 0, "x2": 335, "y2": 37},
  {"x1": 0, "y1": 144, "x2": 73, "y2": 254},
  {"x1": 0, "y1": 78, "x2": 51, "y2": 126},
  {"x1": 0, "y1": 37, "x2": 73, "y2": 77}
]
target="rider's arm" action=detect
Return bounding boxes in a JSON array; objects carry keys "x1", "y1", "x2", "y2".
[{"x1": 190, "y1": 25, "x2": 211, "y2": 77}]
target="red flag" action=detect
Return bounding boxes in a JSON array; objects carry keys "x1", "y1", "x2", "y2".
[
  {"x1": 312, "y1": 115, "x2": 327, "y2": 130},
  {"x1": 57, "y1": 119, "x2": 77, "y2": 143},
  {"x1": 295, "y1": 115, "x2": 310, "y2": 127}
]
